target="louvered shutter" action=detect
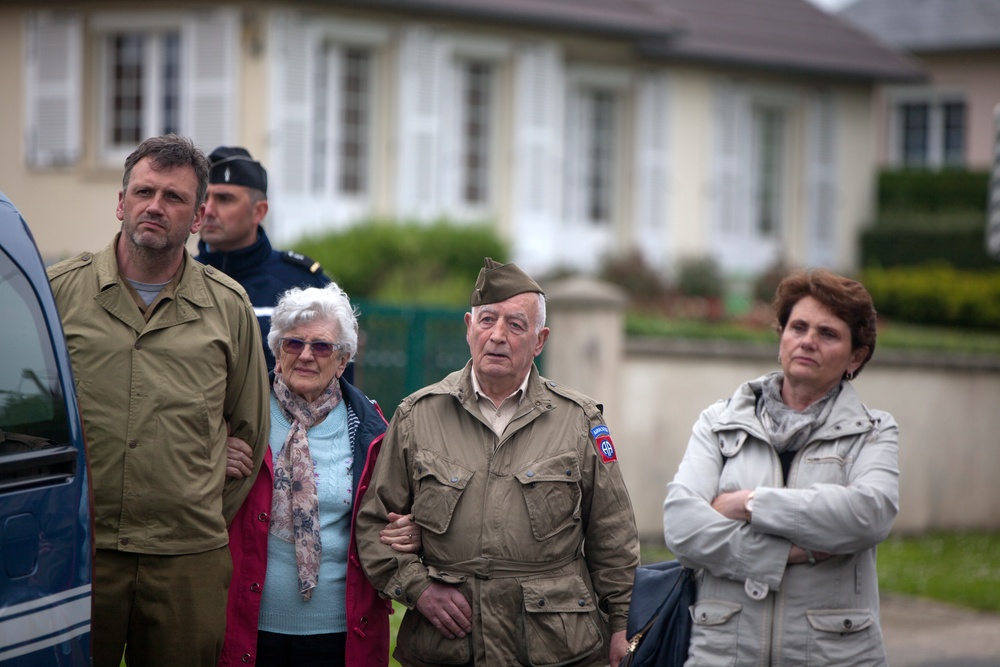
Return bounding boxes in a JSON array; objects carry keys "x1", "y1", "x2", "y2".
[
  {"x1": 24, "y1": 11, "x2": 82, "y2": 168},
  {"x1": 182, "y1": 9, "x2": 239, "y2": 152}
]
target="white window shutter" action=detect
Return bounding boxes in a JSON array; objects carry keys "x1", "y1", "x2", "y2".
[
  {"x1": 805, "y1": 91, "x2": 839, "y2": 267},
  {"x1": 397, "y1": 26, "x2": 444, "y2": 220},
  {"x1": 515, "y1": 44, "x2": 564, "y2": 222},
  {"x1": 270, "y1": 13, "x2": 314, "y2": 197},
  {"x1": 512, "y1": 42, "x2": 564, "y2": 270},
  {"x1": 24, "y1": 11, "x2": 82, "y2": 168},
  {"x1": 563, "y1": 87, "x2": 587, "y2": 228},
  {"x1": 182, "y1": 9, "x2": 239, "y2": 152},
  {"x1": 634, "y1": 73, "x2": 670, "y2": 265}
]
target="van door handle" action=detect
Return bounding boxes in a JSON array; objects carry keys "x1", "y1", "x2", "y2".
[{"x1": 0, "y1": 444, "x2": 78, "y2": 494}]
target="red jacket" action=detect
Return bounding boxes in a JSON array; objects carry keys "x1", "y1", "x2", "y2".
[{"x1": 220, "y1": 380, "x2": 392, "y2": 666}]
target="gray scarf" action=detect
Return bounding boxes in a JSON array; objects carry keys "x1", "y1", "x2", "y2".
[{"x1": 757, "y1": 373, "x2": 841, "y2": 454}]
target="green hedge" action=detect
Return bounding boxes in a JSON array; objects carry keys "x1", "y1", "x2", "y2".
[
  {"x1": 878, "y1": 170, "x2": 990, "y2": 214},
  {"x1": 860, "y1": 218, "x2": 997, "y2": 270},
  {"x1": 862, "y1": 265, "x2": 1000, "y2": 330},
  {"x1": 291, "y1": 219, "x2": 508, "y2": 306}
]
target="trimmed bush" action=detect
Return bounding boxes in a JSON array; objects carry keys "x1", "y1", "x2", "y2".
[
  {"x1": 291, "y1": 219, "x2": 508, "y2": 305},
  {"x1": 879, "y1": 170, "x2": 990, "y2": 214},
  {"x1": 862, "y1": 265, "x2": 1000, "y2": 330}
]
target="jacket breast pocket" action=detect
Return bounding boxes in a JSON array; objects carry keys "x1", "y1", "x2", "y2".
[
  {"x1": 687, "y1": 600, "x2": 741, "y2": 664},
  {"x1": 514, "y1": 452, "x2": 582, "y2": 540},
  {"x1": 806, "y1": 609, "x2": 878, "y2": 665},
  {"x1": 411, "y1": 450, "x2": 473, "y2": 534},
  {"x1": 519, "y1": 575, "x2": 603, "y2": 666}
]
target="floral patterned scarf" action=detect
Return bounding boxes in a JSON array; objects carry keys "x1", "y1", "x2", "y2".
[{"x1": 270, "y1": 373, "x2": 343, "y2": 600}]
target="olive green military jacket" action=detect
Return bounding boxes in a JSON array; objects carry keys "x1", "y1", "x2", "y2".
[
  {"x1": 47, "y1": 236, "x2": 269, "y2": 554},
  {"x1": 356, "y1": 362, "x2": 640, "y2": 667}
]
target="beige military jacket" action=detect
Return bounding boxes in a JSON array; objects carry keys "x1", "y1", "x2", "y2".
[
  {"x1": 357, "y1": 362, "x2": 639, "y2": 666},
  {"x1": 47, "y1": 236, "x2": 269, "y2": 554}
]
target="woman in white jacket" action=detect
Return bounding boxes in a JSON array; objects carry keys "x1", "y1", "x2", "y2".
[{"x1": 663, "y1": 269, "x2": 899, "y2": 666}]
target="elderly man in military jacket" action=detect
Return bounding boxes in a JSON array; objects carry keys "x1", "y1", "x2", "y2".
[{"x1": 357, "y1": 258, "x2": 640, "y2": 667}]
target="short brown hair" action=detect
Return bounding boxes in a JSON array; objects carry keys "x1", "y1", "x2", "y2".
[
  {"x1": 774, "y1": 269, "x2": 877, "y2": 377},
  {"x1": 122, "y1": 134, "x2": 210, "y2": 208}
]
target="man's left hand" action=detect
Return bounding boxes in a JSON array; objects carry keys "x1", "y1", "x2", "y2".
[{"x1": 610, "y1": 629, "x2": 629, "y2": 667}]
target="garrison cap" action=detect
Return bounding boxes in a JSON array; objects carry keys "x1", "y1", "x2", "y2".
[
  {"x1": 471, "y1": 257, "x2": 544, "y2": 306},
  {"x1": 208, "y1": 146, "x2": 267, "y2": 195}
]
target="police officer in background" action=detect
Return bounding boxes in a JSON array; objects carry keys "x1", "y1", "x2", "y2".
[{"x1": 196, "y1": 146, "x2": 330, "y2": 371}]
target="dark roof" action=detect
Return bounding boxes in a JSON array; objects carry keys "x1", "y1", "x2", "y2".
[
  {"x1": 839, "y1": 0, "x2": 1000, "y2": 53},
  {"x1": 326, "y1": 0, "x2": 924, "y2": 82},
  {"x1": 324, "y1": 0, "x2": 685, "y2": 39},
  {"x1": 643, "y1": 0, "x2": 924, "y2": 81}
]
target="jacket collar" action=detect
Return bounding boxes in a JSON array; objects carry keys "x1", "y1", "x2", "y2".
[
  {"x1": 195, "y1": 227, "x2": 272, "y2": 278},
  {"x1": 714, "y1": 372, "x2": 876, "y2": 456},
  {"x1": 93, "y1": 234, "x2": 215, "y2": 333}
]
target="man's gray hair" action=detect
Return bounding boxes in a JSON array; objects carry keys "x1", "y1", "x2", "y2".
[{"x1": 268, "y1": 282, "x2": 360, "y2": 361}]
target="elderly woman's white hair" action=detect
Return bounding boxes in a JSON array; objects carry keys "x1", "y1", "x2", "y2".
[{"x1": 267, "y1": 282, "x2": 360, "y2": 363}]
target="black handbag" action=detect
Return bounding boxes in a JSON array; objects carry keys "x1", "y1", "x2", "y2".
[{"x1": 620, "y1": 560, "x2": 695, "y2": 667}]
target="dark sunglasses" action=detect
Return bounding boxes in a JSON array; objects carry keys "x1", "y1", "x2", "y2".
[{"x1": 279, "y1": 337, "x2": 343, "y2": 358}]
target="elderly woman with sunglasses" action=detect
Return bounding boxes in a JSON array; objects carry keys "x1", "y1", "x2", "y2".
[{"x1": 221, "y1": 282, "x2": 421, "y2": 667}]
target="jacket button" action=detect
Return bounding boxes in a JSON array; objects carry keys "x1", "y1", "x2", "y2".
[
  {"x1": 843, "y1": 619, "x2": 853, "y2": 629},
  {"x1": 578, "y1": 599, "x2": 586, "y2": 606},
  {"x1": 250, "y1": 583, "x2": 262, "y2": 592},
  {"x1": 394, "y1": 587, "x2": 402, "y2": 597},
  {"x1": 257, "y1": 512, "x2": 269, "y2": 522},
  {"x1": 128, "y1": 440, "x2": 137, "y2": 449},
  {"x1": 537, "y1": 599, "x2": 545, "y2": 607},
  {"x1": 241, "y1": 653, "x2": 252, "y2": 663},
  {"x1": 134, "y1": 342, "x2": 143, "y2": 350},
  {"x1": 566, "y1": 469, "x2": 572, "y2": 476},
  {"x1": 120, "y1": 538, "x2": 129, "y2": 546},
  {"x1": 450, "y1": 477, "x2": 459, "y2": 483},
  {"x1": 526, "y1": 471, "x2": 534, "y2": 478}
]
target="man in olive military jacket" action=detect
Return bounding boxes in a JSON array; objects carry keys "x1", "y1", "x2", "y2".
[
  {"x1": 48, "y1": 135, "x2": 269, "y2": 667},
  {"x1": 356, "y1": 258, "x2": 640, "y2": 667}
]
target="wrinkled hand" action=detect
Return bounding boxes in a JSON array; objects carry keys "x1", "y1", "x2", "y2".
[
  {"x1": 711, "y1": 489, "x2": 753, "y2": 521},
  {"x1": 225, "y1": 433, "x2": 254, "y2": 479},
  {"x1": 609, "y1": 629, "x2": 629, "y2": 667},
  {"x1": 416, "y1": 582, "x2": 472, "y2": 640},
  {"x1": 381, "y1": 512, "x2": 422, "y2": 553}
]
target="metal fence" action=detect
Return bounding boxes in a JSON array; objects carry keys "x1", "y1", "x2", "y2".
[{"x1": 353, "y1": 302, "x2": 470, "y2": 419}]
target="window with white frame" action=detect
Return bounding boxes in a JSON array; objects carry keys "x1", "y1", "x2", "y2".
[
  {"x1": 891, "y1": 91, "x2": 966, "y2": 169},
  {"x1": 92, "y1": 10, "x2": 237, "y2": 165},
  {"x1": 105, "y1": 31, "x2": 182, "y2": 147},
  {"x1": 566, "y1": 86, "x2": 620, "y2": 226},
  {"x1": 752, "y1": 104, "x2": 785, "y2": 237},
  {"x1": 459, "y1": 60, "x2": 494, "y2": 206},
  {"x1": 312, "y1": 44, "x2": 374, "y2": 198}
]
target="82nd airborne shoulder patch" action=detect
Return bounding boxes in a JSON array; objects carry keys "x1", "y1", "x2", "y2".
[{"x1": 591, "y1": 425, "x2": 617, "y2": 463}]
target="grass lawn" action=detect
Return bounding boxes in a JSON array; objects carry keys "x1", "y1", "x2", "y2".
[{"x1": 640, "y1": 531, "x2": 1000, "y2": 613}]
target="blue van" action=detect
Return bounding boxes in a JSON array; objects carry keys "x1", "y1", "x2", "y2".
[{"x1": 0, "y1": 193, "x2": 92, "y2": 664}]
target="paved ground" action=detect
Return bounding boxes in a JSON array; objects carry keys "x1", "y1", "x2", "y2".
[{"x1": 881, "y1": 593, "x2": 1000, "y2": 666}]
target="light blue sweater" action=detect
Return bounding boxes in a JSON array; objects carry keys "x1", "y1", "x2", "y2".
[{"x1": 258, "y1": 395, "x2": 354, "y2": 635}]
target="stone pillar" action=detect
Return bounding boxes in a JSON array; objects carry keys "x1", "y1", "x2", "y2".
[{"x1": 543, "y1": 277, "x2": 627, "y2": 426}]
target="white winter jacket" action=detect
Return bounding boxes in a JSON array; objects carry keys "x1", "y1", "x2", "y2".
[{"x1": 663, "y1": 373, "x2": 899, "y2": 666}]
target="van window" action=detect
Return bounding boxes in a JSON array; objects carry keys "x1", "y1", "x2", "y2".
[{"x1": 0, "y1": 248, "x2": 70, "y2": 459}]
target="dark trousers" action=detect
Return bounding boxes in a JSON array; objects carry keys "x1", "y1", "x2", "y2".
[
  {"x1": 256, "y1": 630, "x2": 347, "y2": 667},
  {"x1": 91, "y1": 547, "x2": 231, "y2": 667}
]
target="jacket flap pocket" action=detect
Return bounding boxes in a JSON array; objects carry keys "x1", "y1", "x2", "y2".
[
  {"x1": 513, "y1": 451, "x2": 580, "y2": 484},
  {"x1": 521, "y1": 575, "x2": 596, "y2": 614},
  {"x1": 413, "y1": 449, "x2": 472, "y2": 490},
  {"x1": 690, "y1": 600, "x2": 741, "y2": 626},
  {"x1": 412, "y1": 450, "x2": 473, "y2": 534},
  {"x1": 806, "y1": 609, "x2": 874, "y2": 634}
]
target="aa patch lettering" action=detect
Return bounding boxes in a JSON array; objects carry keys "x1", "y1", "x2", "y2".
[{"x1": 591, "y1": 425, "x2": 617, "y2": 463}]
